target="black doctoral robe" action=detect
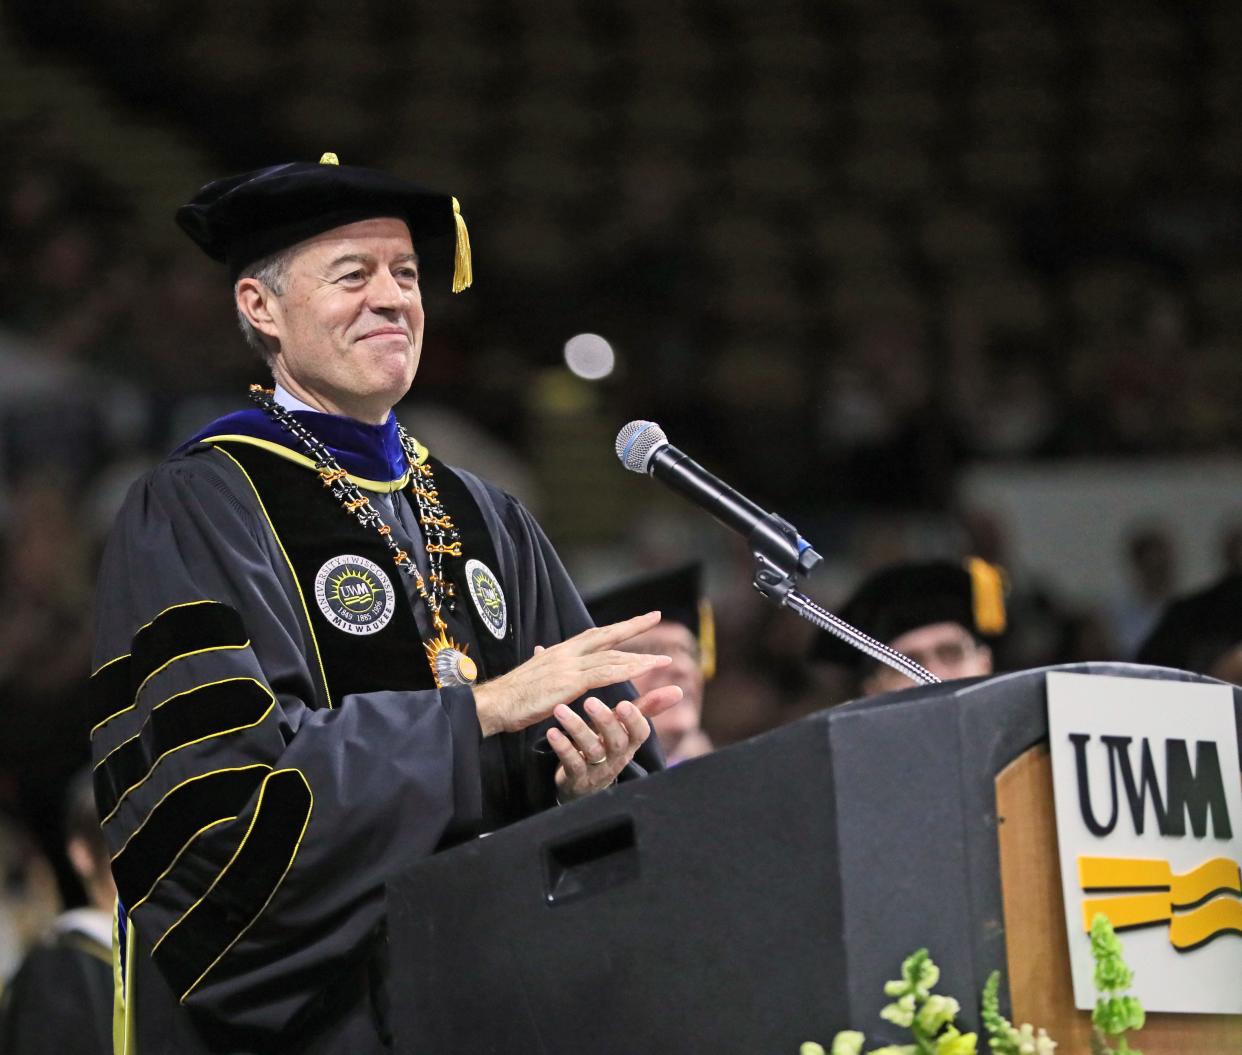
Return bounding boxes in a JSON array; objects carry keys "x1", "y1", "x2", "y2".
[{"x1": 90, "y1": 420, "x2": 660, "y2": 1054}]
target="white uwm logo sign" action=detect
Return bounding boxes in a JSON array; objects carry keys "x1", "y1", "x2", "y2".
[{"x1": 1047, "y1": 672, "x2": 1242, "y2": 1015}]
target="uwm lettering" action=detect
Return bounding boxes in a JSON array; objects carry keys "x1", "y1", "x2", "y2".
[{"x1": 1070, "y1": 734, "x2": 1233, "y2": 840}]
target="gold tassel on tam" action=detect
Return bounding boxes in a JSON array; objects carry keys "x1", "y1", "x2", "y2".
[
  {"x1": 698, "y1": 598, "x2": 717, "y2": 680},
  {"x1": 451, "y1": 197, "x2": 473, "y2": 293},
  {"x1": 314, "y1": 153, "x2": 469, "y2": 293},
  {"x1": 965, "y1": 557, "x2": 1007, "y2": 636}
]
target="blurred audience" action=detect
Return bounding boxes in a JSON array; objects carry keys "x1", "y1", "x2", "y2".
[
  {"x1": 0, "y1": 770, "x2": 113, "y2": 1055},
  {"x1": 1218, "y1": 520, "x2": 1242, "y2": 578},
  {"x1": 0, "y1": 481, "x2": 95, "y2": 903},
  {"x1": 0, "y1": 814, "x2": 59, "y2": 984},
  {"x1": 1136, "y1": 574, "x2": 1242, "y2": 684},
  {"x1": 587, "y1": 564, "x2": 715, "y2": 766},
  {"x1": 1108, "y1": 524, "x2": 1180, "y2": 658},
  {"x1": 0, "y1": 0, "x2": 1241, "y2": 881}
]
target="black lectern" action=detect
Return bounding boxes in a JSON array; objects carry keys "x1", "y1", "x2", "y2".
[{"x1": 385, "y1": 664, "x2": 1242, "y2": 1054}]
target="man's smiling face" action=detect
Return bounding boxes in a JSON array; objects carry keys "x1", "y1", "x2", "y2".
[{"x1": 257, "y1": 216, "x2": 424, "y2": 423}]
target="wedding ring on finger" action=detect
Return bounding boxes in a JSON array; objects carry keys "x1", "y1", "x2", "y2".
[{"x1": 586, "y1": 753, "x2": 608, "y2": 766}]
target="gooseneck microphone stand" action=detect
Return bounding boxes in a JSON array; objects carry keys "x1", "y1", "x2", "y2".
[
  {"x1": 614, "y1": 419, "x2": 940, "y2": 687},
  {"x1": 747, "y1": 512, "x2": 940, "y2": 687}
]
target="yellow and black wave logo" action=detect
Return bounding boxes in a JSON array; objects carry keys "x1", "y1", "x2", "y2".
[{"x1": 1079, "y1": 855, "x2": 1242, "y2": 951}]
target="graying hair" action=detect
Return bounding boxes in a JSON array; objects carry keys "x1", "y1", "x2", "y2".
[{"x1": 234, "y1": 249, "x2": 292, "y2": 363}]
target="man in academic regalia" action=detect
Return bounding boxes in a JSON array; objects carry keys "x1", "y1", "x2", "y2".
[
  {"x1": 90, "y1": 155, "x2": 681, "y2": 1054},
  {"x1": 810, "y1": 558, "x2": 1006, "y2": 697},
  {"x1": 587, "y1": 563, "x2": 716, "y2": 765}
]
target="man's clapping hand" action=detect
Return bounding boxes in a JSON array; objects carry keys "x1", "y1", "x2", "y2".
[
  {"x1": 471, "y1": 612, "x2": 683, "y2": 799},
  {"x1": 471, "y1": 611, "x2": 682, "y2": 737}
]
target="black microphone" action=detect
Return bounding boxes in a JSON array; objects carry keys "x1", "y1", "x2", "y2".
[{"x1": 615, "y1": 420, "x2": 822, "y2": 577}]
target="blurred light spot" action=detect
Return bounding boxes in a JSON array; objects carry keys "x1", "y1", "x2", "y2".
[{"x1": 564, "y1": 333, "x2": 615, "y2": 380}]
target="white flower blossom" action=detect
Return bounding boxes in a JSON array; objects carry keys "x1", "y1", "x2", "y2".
[{"x1": 880, "y1": 994, "x2": 917, "y2": 1028}]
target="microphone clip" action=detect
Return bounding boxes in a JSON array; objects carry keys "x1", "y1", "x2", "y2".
[
  {"x1": 748, "y1": 513, "x2": 821, "y2": 605},
  {"x1": 747, "y1": 516, "x2": 940, "y2": 686}
]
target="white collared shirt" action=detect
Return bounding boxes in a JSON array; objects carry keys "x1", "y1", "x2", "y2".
[{"x1": 273, "y1": 384, "x2": 320, "y2": 415}]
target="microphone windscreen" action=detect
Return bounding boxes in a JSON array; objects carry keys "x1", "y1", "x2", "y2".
[{"x1": 615, "y1": 420, "x2": 668, "y2": 473}]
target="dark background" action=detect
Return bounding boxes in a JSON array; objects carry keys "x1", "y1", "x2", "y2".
[{"x1": 1, "y1": 0, "x2": 1240, "y2": 932}]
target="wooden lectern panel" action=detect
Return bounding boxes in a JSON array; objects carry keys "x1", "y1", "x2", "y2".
[{"x1": 995, "y1": 745, "x2": 1242, "y2": 1053}]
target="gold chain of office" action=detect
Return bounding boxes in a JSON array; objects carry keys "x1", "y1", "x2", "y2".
[{"x1": 247, "y1": 384, "x2": 477, "y2": 687}]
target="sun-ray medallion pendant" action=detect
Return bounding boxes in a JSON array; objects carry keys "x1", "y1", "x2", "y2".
[{"x1": 424, "y1": 628, "x2": 478, "y2": 687}]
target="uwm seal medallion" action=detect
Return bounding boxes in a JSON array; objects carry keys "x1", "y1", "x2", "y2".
[
  {"x1": 465, "y1": 558, "x2": 507, "y2": 639},
  {"x1": 315, "y1": 555, "x2": 396, "y2": 636}
]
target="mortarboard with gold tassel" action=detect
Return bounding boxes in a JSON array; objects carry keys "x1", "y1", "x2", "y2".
[
  {"x1": 809, "y1": 557, "x2": 1008, "y2": 668},
  {"x1": 175, "y1": 151, "x2": 473, "y2": 293}
]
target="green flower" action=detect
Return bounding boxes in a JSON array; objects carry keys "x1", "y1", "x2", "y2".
[
  {"x1": 989, "y1": 1029, "x2": 1022, "y2": 1055},
  {"x1": 1092, "y1": 996, "x2": 1124, "y2": 1035},
  {"x1": 1089, "y1": 915, "x2": 1133, "y2": 994},
  {"x1": 1008, "y1": 1023, "x2": 1058, "y2": 1055},
  {"x1": 908, "y1": 950, "x2": 941, "y2": 998},
  {"x1": 916, "y1": 995, "x2": 960, "y2": 1035},
  {"x1": 1093, "y1": 958, "x2": 1133, "y2": 995},
  {"x1": 803, "y1": 948, "x2": 1071, "y2": 1055},
  {"x1": 1084, "y1": 914, "x2": 1145, "y2": 1053},
  {"x1": 1093, "y1": 995, "x2": 1144, "y2": 1036},
  {"x1": 827, "y1": 1033, "x2": 863, "y2": 1055},
  {"x1": 978, "y1": 971, "x2": 1060, "y2": 1055},
  {"x1": 933, "y1": 1027, "x2": 978, "y2": 1055},
  {"x1": 880, "y1": 993, "x2": 917, "y2": 1028},
  {"x1": 980, "y1": 971, "x2": 1020, "y2": 1055},
  {"x1": 1031, "y1": 1028, "x2": 1057, "y2": 1055},
  {"x1": 883, "y1": 949, "x2": 939, "y2": 1001}
]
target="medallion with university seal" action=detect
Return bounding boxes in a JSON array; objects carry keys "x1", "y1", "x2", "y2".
[
  {"x1": 314, "y1": 555, "x2": 396, "y2": 636},
  {"x1": 465, "y1": 558, "x2": 507, "y2": 639}
]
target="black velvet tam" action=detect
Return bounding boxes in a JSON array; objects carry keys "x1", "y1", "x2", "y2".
[
  {"x1": 811, "y1": 559, "x2": 1005, "y2": 668},
  {"x1": 175, "y1": 156, "x2": 458, "y2": 280},
  {"x1": 586, "y1": 562, "x2": 704, "y2": 638}
]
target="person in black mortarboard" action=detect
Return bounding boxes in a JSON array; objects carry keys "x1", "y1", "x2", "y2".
[
  {"x1": 587, "y1": 563, "x2": 716, "y2": 765},
  {"x1": 810, "y1": 558, "x2": 1007, "y2": 697},
  {"x1": 90, "y1": 155, "x2": 681, "y2": 1055},
  {"x1": 1135, "y1": 573, "x2": 1242, "y2": 684}
]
